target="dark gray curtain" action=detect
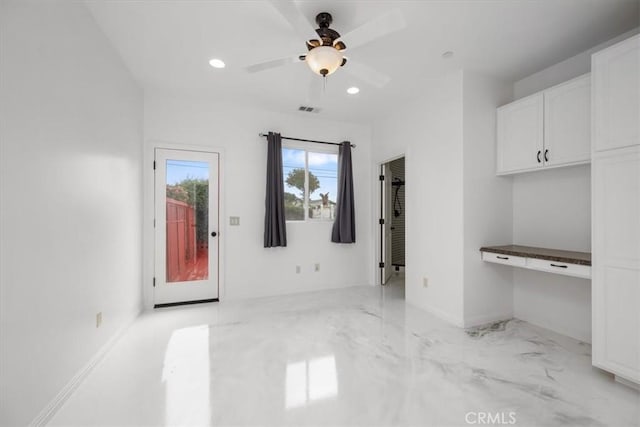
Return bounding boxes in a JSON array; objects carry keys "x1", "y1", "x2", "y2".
[
  {"x1": 264, "y1": 132, "x2": 287, "y2": 247},
  {"x1": 331, "y1": 141, "x2": 356, "y2": 243}
]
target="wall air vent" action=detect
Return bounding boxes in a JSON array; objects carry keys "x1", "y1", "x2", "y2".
[{"x1": 298, "y1": 105, "x2": 321, "y2": 113}]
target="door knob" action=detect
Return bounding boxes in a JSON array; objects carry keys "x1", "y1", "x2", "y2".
[{"x1": 211, "y1": 231, "x2": 217, "y2": 237}]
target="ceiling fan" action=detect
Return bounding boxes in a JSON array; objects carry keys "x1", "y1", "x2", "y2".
[{"x1": 245, "y1": 1, "x2": 406, "y2": 89}]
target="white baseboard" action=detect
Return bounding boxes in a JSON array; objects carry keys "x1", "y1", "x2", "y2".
[
  {"x1": 30, "y1": 309, "x2": 141, "y2": 426},
  {"x1": 415, "y1": 302, "x2": 464, "y2": 328},
  {"x1": 409, "y1": 302, "x2": 513, "y2": 330},
  {"x1": 512, "y1": 314, "x2": 591, "y2": 344},
  {"x1": 463, "y1": 312, "x2": 514, "y2": 329},
  {"x1": 615, "y1": 375, "x2": 640, "y2": 391},
  {"x1": 223, "y1": 282, "x2": 368, "y2": 301}
]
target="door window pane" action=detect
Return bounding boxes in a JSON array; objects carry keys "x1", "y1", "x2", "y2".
[{"x1": 166, "y1": 160, "x2": 209, "y2": 282}]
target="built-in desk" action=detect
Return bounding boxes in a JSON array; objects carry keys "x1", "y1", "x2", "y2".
[{"x1": 479, "y1": 245, "x2": 591, "y2": 279}]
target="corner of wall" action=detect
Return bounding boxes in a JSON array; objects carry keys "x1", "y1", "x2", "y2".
[
  {"x1": 461, "y1": 70, "x2": 515, "y2": 327},
  {"x1": 371, "y1": 71, "x2": 466, "y2": 328}
]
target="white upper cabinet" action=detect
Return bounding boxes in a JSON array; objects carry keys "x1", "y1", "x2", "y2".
[
  {"x1": 544, "y1": 74, "x2": 591, "y2": 167},
  {"x1": 496, "y1": 74, "x2": 591, "y2": 175},
  {"x1": 497, "y1": 93, "x2": 544, "y2": 174},
  {"x1": 592, "y1": 34, "x2": 640, "y2": 152}
]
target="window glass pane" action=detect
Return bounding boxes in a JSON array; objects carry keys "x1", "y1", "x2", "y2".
[
  {"x1": 308, "y1": 151, "x2": 338, "y2": 220},
  {"x1": 166, "y1": 160, "x2": 209, "y2": 283},
  {"x1": 282, "y1": 148, "x2": 305, "y2": 221}
]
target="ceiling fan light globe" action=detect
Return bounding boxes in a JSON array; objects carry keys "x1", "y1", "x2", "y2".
[{"x1": 305, "y1": 46, "x2": 343, "y2": 76}]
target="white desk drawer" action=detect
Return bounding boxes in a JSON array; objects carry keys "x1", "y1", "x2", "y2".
[
  {"x1": 482, "y1": 251, "x2": 527, "y2": 267},
  {"x1": 526, "y1": 257, "x2": 591, "y2": 279}
]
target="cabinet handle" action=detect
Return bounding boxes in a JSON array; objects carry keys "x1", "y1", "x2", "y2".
[
  {"x1": 537, "y1": 150, "x2": 541, "y2": 163},
  {"x1": 544, "y1": 149, "x2": 549, "y2": 162},
  {"x1": 497, "y1": 256, "x2": 509, "y2": 260},
  {"x1": 550, "y1": 263, "x2": 567, "y2": 268}
]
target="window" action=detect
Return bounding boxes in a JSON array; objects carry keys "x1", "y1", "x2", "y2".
[{"x1": 282, "y1": 146, "x2": 338, "y2": 221}]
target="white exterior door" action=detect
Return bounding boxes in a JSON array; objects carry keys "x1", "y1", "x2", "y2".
[{"x1": 154, "y1": 148, "x2": 219, "y2": 306}]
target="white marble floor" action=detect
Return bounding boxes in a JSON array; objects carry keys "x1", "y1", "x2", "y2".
[{"x1": 51, "y1": 280, "x2": 639, "y2": 426}]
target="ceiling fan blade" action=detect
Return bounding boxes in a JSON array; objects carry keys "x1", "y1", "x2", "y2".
[
  {"x1": 245, "y1": 56, "x2": 299, "y2": 73},
  {"x1": 338, "y1": 9, "x2": 406, "y2": 50},
  {"x1": 343, "y1": 60, "x2": 390, "y2": 88},
  {"x1": 267, "y1": 0, "x2": 317, "y2": 39}
]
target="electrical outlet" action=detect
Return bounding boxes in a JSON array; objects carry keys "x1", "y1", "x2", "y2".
[
  {"x1": 314, "y1": 263, "x2": 320, "y2": 272},
  {"x1": 96, "y1": 312, "x2": 102, "y2": 328},
  {"x1": 296, "y1": 265, "x2": 301, "y2": 274},
  {"x1": 423, "y1": 277, "x2": 429, "y2": 288},
  {"x1": 229, "y1": 216, "x2": 240, "y2": 226}
]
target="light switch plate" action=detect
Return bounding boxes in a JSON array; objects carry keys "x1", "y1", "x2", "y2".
[{"x1": 229, "y1": 216, "x2": 240, "y2": 226}]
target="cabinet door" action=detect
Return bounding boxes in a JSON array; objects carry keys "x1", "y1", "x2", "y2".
[
  {"x1": 592, "y1": 147, "x2": 640, "y2": 383},
  {"x1": 544, "y1": 74, "x2": 591, "y2": 167},
  {"x1": 497, "y1": 93, "x2": 544, "y2": 174},
  {"x1": 592, "y1": 34, "x2": 640, "y2": 152}
]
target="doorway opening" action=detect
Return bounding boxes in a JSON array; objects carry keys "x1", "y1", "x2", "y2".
[{"x1": 379, "y1": 156, "x2": 405, "y2": 296}]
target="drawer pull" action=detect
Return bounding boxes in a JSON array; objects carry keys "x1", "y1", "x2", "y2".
[
  {"x1": 550, "y1": 263, "x2": 568, "y2": 268},
  {"x1": 497, "y1": 256, "x2": 509, "y2": 260}
]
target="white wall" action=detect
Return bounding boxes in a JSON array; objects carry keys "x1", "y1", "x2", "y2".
[
  {"x1": 462, "y1": 71, "x2": 515, "y2": 326},
  {"x1": 513, "y1": 166, "x2": 591, "y2": 251},
  {"x1": 143, "y1": 94, "x2": 372, "y2": 306},
  {"x1": 372, "y1": 70, "x2": 515, "y2": 327},
  {"x1": 514, "y1": 28, "x2": 639, "y2": 98},
  {"x1": 372, "y1": 71, "x2": 465, "y2": 326},
  {"x1": 0, "y1": 2, "x2": 143, "y2": 425},
  {"x1": 512, "y1": 165, "x2": 592, "y2": 342}
]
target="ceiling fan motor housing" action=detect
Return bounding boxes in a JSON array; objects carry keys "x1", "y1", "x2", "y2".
[
  {"x1": 315, "y1": 12, "x2": 341, "y2": 46},
  {"x1": 315, "y1": 12, "x2": 332, "y2": 28}
]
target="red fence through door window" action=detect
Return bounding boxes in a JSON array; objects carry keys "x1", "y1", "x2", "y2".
[{"x1": 166, "y1": 198, "x2": 207, "y2": 282}]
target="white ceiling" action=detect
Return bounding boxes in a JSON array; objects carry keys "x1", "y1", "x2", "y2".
[{"x1": 86, "y1": 0, "x2": 639, "y2": 122}]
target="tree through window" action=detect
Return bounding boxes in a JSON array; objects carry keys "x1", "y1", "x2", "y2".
[{"x1": 282, "y1": 147, "x2": 338, "y2": 221}]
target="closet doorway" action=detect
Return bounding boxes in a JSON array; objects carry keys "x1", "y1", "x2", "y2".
[{"x1": 379, "y1": 156, "x2": 405, "y2": 289}]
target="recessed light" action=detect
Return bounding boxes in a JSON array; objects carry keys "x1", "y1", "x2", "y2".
[
  {"x1": 442, "y1": 51, "x2": 454, "y2": 59},
  {"x1": 347, "y1": 87, "x2": 360, "y2": 95},
  {"x1": 209, "y1": 58, "x2": 225, "y2": 69}
]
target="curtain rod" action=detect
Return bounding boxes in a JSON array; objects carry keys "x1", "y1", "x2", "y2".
[{"x1": 259, "y1": 133, "x2": 356, "y2": 148}]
